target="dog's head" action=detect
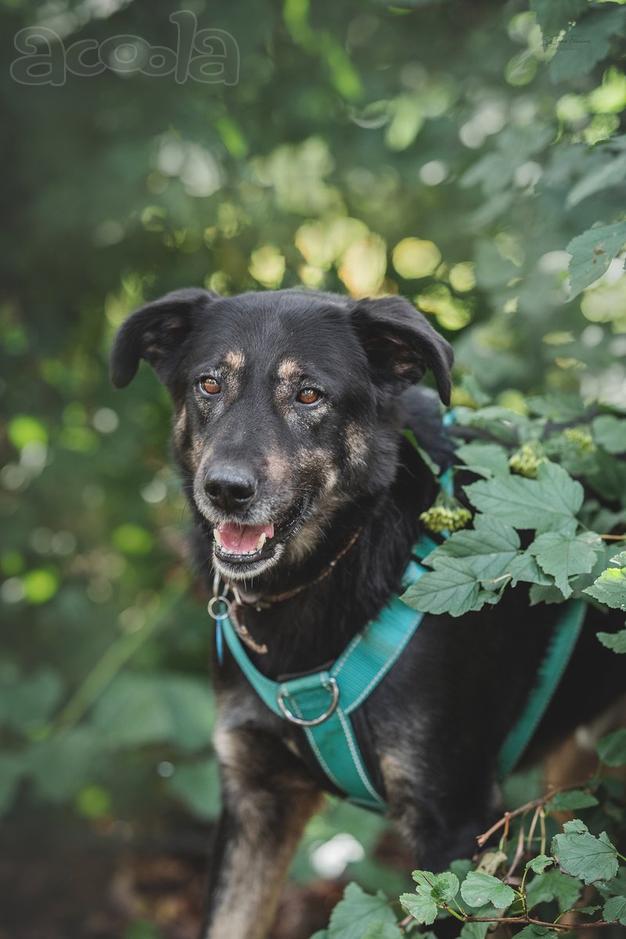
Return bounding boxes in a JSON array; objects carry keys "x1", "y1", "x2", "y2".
[{"x1": 111, "y1": 288, "x2": 452, "y2": 581}]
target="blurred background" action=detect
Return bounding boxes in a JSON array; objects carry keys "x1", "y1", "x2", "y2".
[{"x1": 1, "y1": 1, "x2": 624, "y2": 937}]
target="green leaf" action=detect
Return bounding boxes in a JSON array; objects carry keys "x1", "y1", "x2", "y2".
[
  {"x1": 166, "y1": 759, "x2": 221, "y2": 819},
  {"x1": 567, "y1": 220, "x2": 626, "y2": 298},
  {"x1": 546, "y1": 789, "x2": 599, "y2": 812},
  {"x1": 412, "y1": 870, "x2": 459, "y2": 904},
  {"x1": 398, "y1": 892, "x2": 437, "y2": 926},
  {"x1": 567, "y1": 153, "x2": 626, "y2": 208},
  {"x1": 424, "y1": 517, "x2": 521, "y2": 580},
  {"x1": 508, "y1": 552, "x2": 553, "y2": 587},
  {"x1": 531, "y1": 0, "x2": 587, "y2": 37},
  {"x1": 92, "y1": 672, "x2": 214, "y2": 750},
  {"x1": 402, "y1": 558, "x2": 497, "y2": 617},
  {"x1": 593, "y1": 415, "x2": 626, "y2": 454},
  {"x1": 465, "y1": 462, "x2": 583, "y2": 534},
  {"x1": 549, "y1": 9, "x2": 626, "y2": 83},
  {"x1": 0, "y1": 665, "x2": 63, "y2": 734},
  {"x1": 459, "y1": 924, "x2": 489, "y2": 939},
  {"x1": 459, "y1": 871, "x2": 515, "y2": 910},
  {"x1": 552, "y1": 819, "x2": 619, "y2": 884},
  {"x1": 455, "y1": 443, "x2": 510, "y2": 478},
  {"x1": 0, "y1": 754, "x2": 25, "y2": 814},
  {"x1": 525, "y1": 870, "x2": 581, "y2": 912},
  {"x1": 597, "y1": 628, "x2": 626, "y2": 653},
  {"x1": 26, "y1": 728, "x2": 99, "y2": 801},
  {"x1": 514, "y1": 927, "x2": 558, "y2": 939},
  {"x1": 329, "y1": 884, "x2": 400, "y2": 939},
  {"x1": 584, "y1": 559, "x2": 626, "y2": 611},
  {"x1": 526, "y1": 854, "x2": 554, "y2": 874},
  {"x1": 403, "y1": 429, "x2": 441, "y2": 477},
  {"x1": 529, "y1": 531, "x2": 602, "y2": 599},
  {"x1": 604, "y1": 895, "x2": 626, "y2": 926},
  {"x1": 597, "y1": 728, "x2": 626, "y2": 766}
]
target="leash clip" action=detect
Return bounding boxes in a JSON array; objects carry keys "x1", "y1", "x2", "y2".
[{"x1": 277, "y1": 677, "x2": 339, "y2": 727}]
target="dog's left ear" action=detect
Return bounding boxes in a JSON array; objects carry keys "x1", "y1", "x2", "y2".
[
  {"x1": 110, "y1": 288, "x2": 217, "y2": 389},
  {"x1": 351, "y1": 296, "x2": 454, "y2": 405}
]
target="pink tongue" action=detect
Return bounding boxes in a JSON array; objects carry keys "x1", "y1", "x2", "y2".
[{"x1": 217, "y1": 522, "x2": 274, "y2": 554}]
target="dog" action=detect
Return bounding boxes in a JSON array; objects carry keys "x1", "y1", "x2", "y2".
[{"x1": 111, "y1": 287, "x2": 624, "y2": 939}]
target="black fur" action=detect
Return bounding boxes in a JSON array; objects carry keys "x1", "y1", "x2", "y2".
[{"x1": 112, "y1": 288, "x2": 624, "y2": 939}]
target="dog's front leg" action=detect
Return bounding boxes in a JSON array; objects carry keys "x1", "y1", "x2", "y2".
[{"x1": 202, "y1": 724, "x2": 322, "y2": 939}]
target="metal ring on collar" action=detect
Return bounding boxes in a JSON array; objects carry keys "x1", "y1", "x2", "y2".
[
  {"x1": 277, "y1": 677, "x2": 339, "y2": 727},
  {"x1": 207, "y1": 595, "x2": 232, "y2": 622}
]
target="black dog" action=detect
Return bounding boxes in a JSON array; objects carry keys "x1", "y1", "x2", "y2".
[{"x1": 111, "y1": 288, "x2": 624, "y2": 939}]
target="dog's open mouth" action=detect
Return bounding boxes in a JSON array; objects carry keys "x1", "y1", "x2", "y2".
[{"x1": 212, "y1": 499, "x2": 307, "y2": 576}]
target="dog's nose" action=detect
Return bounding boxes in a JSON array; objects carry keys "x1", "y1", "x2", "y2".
[{"x1": 204, "y1": 466, "x2": 257, "y2": 513}]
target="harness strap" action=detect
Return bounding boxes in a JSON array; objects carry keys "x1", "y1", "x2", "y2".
[
  {"x1": 220, "y1": 543, "x2": 435, "y2": 810},
  {"x1": 497, "y1": 598, "x2": 586, "y2": 777}
]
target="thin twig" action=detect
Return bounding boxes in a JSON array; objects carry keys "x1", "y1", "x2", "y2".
[{"x1": 476, "y1": 780, "x2": 589, "y2": 847}]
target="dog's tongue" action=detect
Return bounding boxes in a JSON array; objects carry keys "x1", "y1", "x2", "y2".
[{"x1": 216, "y1": 521, "x2": 274, "y2": 554}]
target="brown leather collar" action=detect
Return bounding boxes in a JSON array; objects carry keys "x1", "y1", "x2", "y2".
[{"x1": 233, "y1": 527, "x2": 363, "y2": 613}]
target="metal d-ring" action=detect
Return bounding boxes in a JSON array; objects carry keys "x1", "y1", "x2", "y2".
[
  {"x1": 208, "y1": 572, "x2": 233, "y2": 622},
  {"x1": 277, "y1": 677, "x2": 339, "y2": 727}
]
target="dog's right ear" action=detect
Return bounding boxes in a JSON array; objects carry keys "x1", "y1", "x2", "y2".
[{"x1": 110, "y1": 288, "x2": 217, "y2": 388}]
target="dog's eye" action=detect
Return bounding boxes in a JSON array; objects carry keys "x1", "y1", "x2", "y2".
[
  {"x1": 198, "y1": 376, "x2": 222, "y2": 396},
  {"x1": 296, "y1": 388, "x2": 322, "y2": 405}
]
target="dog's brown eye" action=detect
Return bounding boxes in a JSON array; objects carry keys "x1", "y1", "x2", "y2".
[
  {"x1": 199, "y1": 377, "x2": 221, "y2": 396},
  {"x1": 296, "y1": 388, "x2": 322, "y2": 405}
]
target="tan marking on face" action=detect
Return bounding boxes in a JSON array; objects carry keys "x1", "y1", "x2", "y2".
[
  {"x1": 265, "y1": 449, "x2": 290, "y2": 485},
  {"x1": 173, "y1": 404, "x2": 187, "y2": 447},
  {"x1": 345, "y1": 422, "x2": 369, "y2": 468},
  {"x1": 223, "y1": 349, "x2": 245, "y2": 371},
  {"x1": 277, "y1": 358, "x2": 301, "y2": 381}
]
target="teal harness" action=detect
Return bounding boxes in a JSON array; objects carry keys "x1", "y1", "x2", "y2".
[{"x1": 214, "y1": 442, "x2": 587, "y2": 811}]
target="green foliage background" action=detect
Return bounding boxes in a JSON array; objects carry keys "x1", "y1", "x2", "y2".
[{"x1": 1, "y1": 0, "x2": 625, "y2": 935}]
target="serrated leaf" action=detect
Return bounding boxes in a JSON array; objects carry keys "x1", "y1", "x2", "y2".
[
  {"x1": 530, "y1": 531, "x2": 602, "y2": 599},
  {"x1": 455, "y1": 443, "x2": 510, "y2": 478},
  {"x1": 597, "y1": 728, "x2": 626, "y2": 766},
  {"x1": 604, "y1": 895, "x2": 626, "y2": 926},
  {"x1": 552, "y1": 820, "x2": 619, "y2": 884},
  {"x1": 526, "y1": 854, "x2": 554, "y2": 874},
  {"x1": 585, "y1": 563, "x2": 626, "y2": 611},
  {"x1": 567, "y1": 220, "x2": 626, "y2": 298},
  {"x1": 412, "y1": 870, "x2": 459, "y2": 904},
  {"x1": 546, "y1": 789, "x2": 599, "y2": 812},
  {"x1": 508, "y1": 552, "x2": 553, "y2": 586},
  {"x1": 465, "y1": 462, "x2": 583, "y2": 534},
  {"x1": 459, "y1": 871, "x2": 515, "y2": 910},
  {"x1": 329, "y1": 884, "x2": 400, "y2": 939},
  {"x1": 525, "y1": 870, "x2": 581, "y2": 912},
  {"x1": 402, "y1": 559, "x2": 481, "y2": 617},
  {"x1": 597, "y1": 629, "x2": 626, "y2": 653},
  {"x1": 593, "y1": 415, "x2": 626, "y2": 454},
  {"x1": 399, "y1": 892, "x2": 437, "y2": 926},
  {"x1": 424, "y1": 518, "x2": 521, "y2": 579}
]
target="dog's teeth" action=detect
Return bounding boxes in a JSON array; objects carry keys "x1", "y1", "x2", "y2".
[
  {"x1": 213, "y1": 529, "x2": 223, "y2": 547},
  {"x1": 256, "y1": 532, "x2": 267, "y2": 551}
]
